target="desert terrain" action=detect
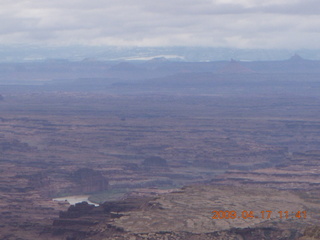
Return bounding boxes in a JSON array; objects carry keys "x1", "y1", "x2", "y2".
[{"x1": 1, "y1": 57, "x2": 320, "y2": 239}]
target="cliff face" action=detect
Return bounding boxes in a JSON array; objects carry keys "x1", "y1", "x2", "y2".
[
  {"x1": 49, "y1": 198, "x2": 153, "y2": 239},
  {"x1": 72, "y1": 168, "x2": 109, "y2": 194}
]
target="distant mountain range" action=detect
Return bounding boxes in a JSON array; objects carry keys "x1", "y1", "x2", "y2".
[
  {"x1": 1, "y1": 45, "x2": 320, "y2": 62},
  {"x1": 2, "y1": 55, "x2": 320, "y2": 85}
]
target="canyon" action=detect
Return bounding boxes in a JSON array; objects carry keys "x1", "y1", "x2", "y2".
[{"x1": 1, "y1": 57, "x2": 320, "y2": 239}]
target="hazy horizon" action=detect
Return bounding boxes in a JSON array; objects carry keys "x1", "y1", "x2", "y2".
[{"x1": 2, "y1": 45, "x2": 320, "y2": 62}]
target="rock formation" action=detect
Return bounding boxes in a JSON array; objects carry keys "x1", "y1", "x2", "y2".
[{"x1": 48, "y1": 185, "x2": 310, "y2": 240}]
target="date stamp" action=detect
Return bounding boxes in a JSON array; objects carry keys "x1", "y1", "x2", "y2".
[{"x1": 212, "y1": 210, "x2": 307, "y2": 220}]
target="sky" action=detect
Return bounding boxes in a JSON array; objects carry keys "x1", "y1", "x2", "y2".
[{"x1": 1, "y1": 0, "x2": 320, "y2": 49}]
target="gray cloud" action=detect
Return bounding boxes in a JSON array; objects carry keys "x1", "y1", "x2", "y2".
[{"x1": 0, "y1": 0, "x2": 320, "y2": 48}]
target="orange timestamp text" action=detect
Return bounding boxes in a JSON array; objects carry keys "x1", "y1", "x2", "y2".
[{"x1": 212, "y1": 210, "x2": 307, "y2": 220}]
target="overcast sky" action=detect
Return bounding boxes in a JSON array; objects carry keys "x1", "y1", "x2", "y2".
[{"x1": 1, "y1": 0, "x2": 320, "y2": 49}]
